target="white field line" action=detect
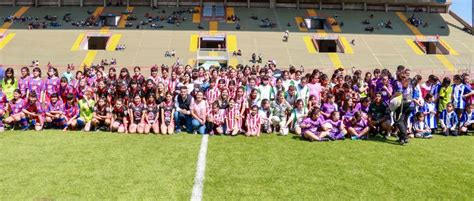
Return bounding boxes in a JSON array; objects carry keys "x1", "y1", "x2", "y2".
[{"x1": 190, "y1": 134, "x2": 209, "y2": 201}]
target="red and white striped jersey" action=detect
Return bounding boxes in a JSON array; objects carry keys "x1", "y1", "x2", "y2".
[
  {"x1": 246, "y1": 113, "x2": 261, "y2": 133},
  {"x1": 206, "y1": 87, "x2": 220, "y2": 105},
  {"x1": 225, "y1": 105, "x2": 242, "y2": 131},
  {"x1": 207, "y1": 110, "x2": 224, "y2": 125}
]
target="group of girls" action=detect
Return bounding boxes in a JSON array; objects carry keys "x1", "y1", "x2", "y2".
[{"x1": 0, "y1": 63, "x2": 472, "y2": 144}]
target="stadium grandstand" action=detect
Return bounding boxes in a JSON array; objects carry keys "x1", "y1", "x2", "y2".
[{"x1": 0, "y1": 0, "x2": 472, "y2": 200}]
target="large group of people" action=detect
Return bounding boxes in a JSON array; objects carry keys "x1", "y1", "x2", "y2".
[{"x1": 0, "y1": 63, "x2": 472, "y2": 145}]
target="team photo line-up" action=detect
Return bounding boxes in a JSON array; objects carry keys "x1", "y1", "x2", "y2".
[{"x1": 0, "y1": 63, "x2": 472, "y2": 145}]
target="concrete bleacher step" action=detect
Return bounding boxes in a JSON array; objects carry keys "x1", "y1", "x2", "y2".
[
  {"x1": 62, "y1": 0, "x2": 80, "y2": 6},
  {"x1": 15, "y1": 0, "x2": 33, "y2": 6}
]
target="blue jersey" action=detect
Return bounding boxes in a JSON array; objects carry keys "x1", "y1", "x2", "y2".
[
  {"x1": 422, "y1": 102, "x2": 437, "y2": 128},
  {"x1": 452, "y1": 84, "x2": 472, "y2": 109},
  {"x1": 460, "y1": 111, "x2": 474, "y2": 125},
  {"x1": 440, "y1": 110, "x2": 458, "y2": 128}
]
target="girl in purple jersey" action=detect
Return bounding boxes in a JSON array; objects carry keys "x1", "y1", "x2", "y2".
[
  {"x1": 22, "y1": 92, "x2": 44, "y2": 131},
  {"x1": 4, "y1": 90, "x2": 28, "y2": 129},
  {"x1": 324, "y1": 111, "x2": 347, "y2": 140},
  {"x1": 299, "y1": 108, "x2": 329, "y2": 142},
  {"x1": 44, "y1": 93, "x2": 65, "y2": 129},
  {"x1": 44, "y1": 67, "x2": 60, "y2": 103},
  {"x1": 62, "y1": 94, "x2": 80, "y2": 131},
  {"x1": 18, "y1": 67, "x2": 30, "y2": 98},
  {"x1": 27, "y1": 68, "x2": 44, "y2": 102},
  {"x1": 348, "y1": 111, "x2": 370, "y2": 140}
]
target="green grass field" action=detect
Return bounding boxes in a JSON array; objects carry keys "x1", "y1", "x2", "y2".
[{"x1": 0, "y1": 131, "x2": 473, "y2": 200}]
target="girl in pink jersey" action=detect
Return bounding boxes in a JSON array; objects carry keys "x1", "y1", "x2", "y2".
[
  {"x1": 225, "y1": 98, "x2": 242, "y2": 136},
  {"x1": 28, "y1": 67, "x2": 44, "y2": 102},
  {"x1": 5, "y1": 89, "x2": 28, "y2": 129},
  {"x1": 246, "y1": 105, "x2": 261, "y2": 137},
  {"x1": 18, "y1": 67, "x2": 30, "y2": 98},
  {"x1": 44, "y1": 67, "x2": 60, "y2": 103}
]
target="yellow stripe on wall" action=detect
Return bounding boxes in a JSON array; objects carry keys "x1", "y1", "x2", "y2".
[
  {"x1": 339, "y1": 36, "x2": 353, "y2": 54},
  {"x1": 396, "y1": 12, "x2": 423, "y2": 36},
  {"x1": 439, "y1": 39, "x2": 459, "y2": 55},
  {"x1": 328, "y1": 53, "x2": 344, "y2": 69},
  {"x1": 0, "y1": 7, "x2": 29, "y2": 30},
  {"x1": 189, "y1": 34, "x2": 198, "y2": 52},
  {"x1": 0, "y1": 33, "x2": 15, "y2": 50},
  {"x1": 227, "y1": 35, "x2": 237, "y2": 52},
  {"x1": 226, "y1": 7, "x2": 235, "y2": 23},
  {"x1": 71, "y1": 33, "x2": 85, "y2": 51},
  {"x1": 294, "y1": 17, "x2": 308, "y2": 32},
  {"x1": 303, "y1": 36, "x2": 317, "y2": 53},
  {"x1": 405, "y1": 39, "x2": 424, "y2": 55},
  {"x1": 106, "y1": 34, "x2": 122, "y2": 51},
  {"x1": 228, "y1": 58, "x2": 238, "y2": 67},
  {"x1": 193, "y1": 7, "x2": 201, "y2": 23},
  {"x1": 118, "y1": 6, "x2": 134, "y2": 28},
  {"x1": 435, "y1": 55, "x2": 455, "y2": 72},
  {"x1": 81, "y1": 50, "x2": 98, "y2": 69},
  {"x1": 92, "y1": 7, "x2": 104, "y2": 18},
  {"x1": 307, "y1": 9, "x2": 317, "y2": 17},
  {"x1": 209, "y1": 21, "x2": 218, "y2": 32}
]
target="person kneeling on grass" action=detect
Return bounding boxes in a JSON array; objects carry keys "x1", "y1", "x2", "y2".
[
  {"x1": 300, "y1": 108, "x2": 329, "y2": 142},
  {"x1": 111, "y1": 99, "x2": 128, "y2": 133},
  {"x1": 62, "y1": 94, "x2": 80, "y2": 131},
  {"x1": 348, "y1": 111, "x2": 369, "y2": 140},
  {"x1": 459, "y1": 104, "x2": 474, "y2": 134},
  {"x1": 324, "y1": 111, "x2": 347, "y2": 140},
  {"x1": 44, "y1": 93, "x2": 65, "y2": 129},
  {"x1": 246, "y1": 105, "x2": 261, "y2": 137},
  {"x1": 440, "y1": 103, "x2": 459, "y2": 136},
  {"x1": 128, "y1": 94, "x2": 146, "y2": 134},
  {"x1": 4, "y1": 89, "x2": 28, "y2": 130},
  {"x1": 206, "y1": 102, "x2": 224, "y2": 135},
  {"x1": 22, "y1": 92, "x2": 45, "y2": 131},
  {"x1": 92, "y1": 97, "x2": 111, "y2": 131},
  {"x1": 412, "y1": 112, "x2": 433, "y2": 139},
  {"x1": 286, "y1": 99, "x2": 308, "y2": 136},
  {"x1": 161, "y1": 92, "x2": 175, "y2": 135},
  {"x1": 78, "y1": 88, "x2": 95, "y2": 132},
  {"x1": 143, "y1": 94, "x2": 160, "y2": 134}
]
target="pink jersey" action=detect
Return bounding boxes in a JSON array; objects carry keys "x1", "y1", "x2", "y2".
[
  {"x1": 18, "y1": 76, "x2": 30, "y2": 97},
  {"x1": 246, "y1": 113, "x2": 261, "y2": 133},
  {"x1": 225, "y1": 105, "x2": 242, "y2": 131},
  {"x1": 168, "y1": 79, "x2": 178, "y2": 93},
  {"x1": 44, "y1": 77, "x2": 60, "y2": 95},
  {"x1": 206, "y1": 87, "x2": 220, "y2": 105},
  {"x1": 28, "y1": 77, "x2": 44, "y2": 97},
  {"x1": 191, "y1": 99, "x2": 208, "y2": 121}
]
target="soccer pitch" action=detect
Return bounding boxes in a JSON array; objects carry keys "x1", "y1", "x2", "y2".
[{"x1": 0, "y1": 131, "x2": 472, "y2": 200}]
